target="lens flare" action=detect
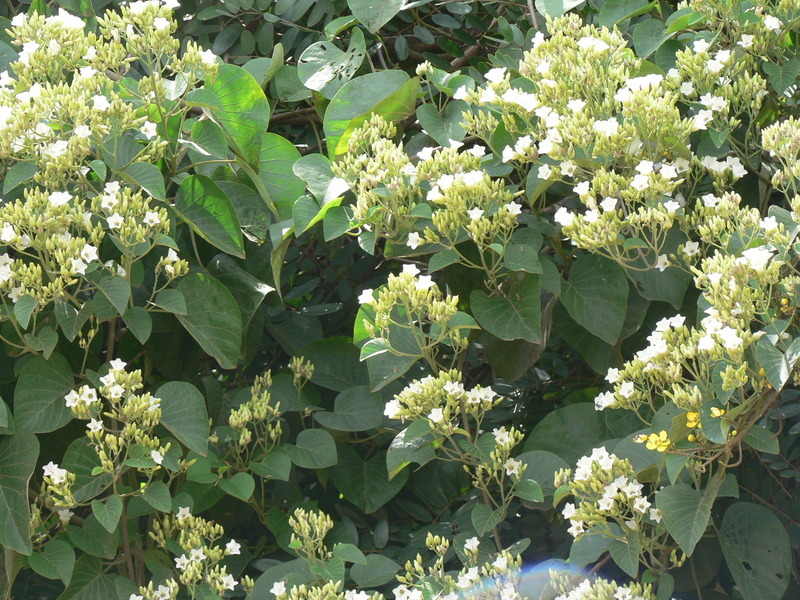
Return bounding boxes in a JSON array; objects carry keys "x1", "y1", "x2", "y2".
[{"x1": 454, "y1": 559, "x2": 587, "y2": 599}]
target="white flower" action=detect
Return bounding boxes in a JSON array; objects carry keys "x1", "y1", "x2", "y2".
[
  {"x1": 92, "y1": 95, "x2": 111, "y2": 111},
  {"x1": 402, "y1": 264, "x2": 420, "y2": 277},
  {"x1": 660, "y1": 164, "x2": 678, "y2": 180},
  {"x1": 600, "y1": 197, "x2": 617, "y2": 212},
  {"x1": 655, "y1": 254, "x2": 669, "y2": 271},
  {"x1": 504, "y1": 457, "x2": 522, "y2": 477},
  {"x1": 567, "y1": 99, "x2": 586, "y2": 112},
  {"x1": 649, "y1": 508, "x2": 663, "y2": 523},
  {"x1": 577, "y1": 36, "x2": 610, "y2": 52},
  {"x1": 153, "y1": 16, "x2": 171, "y2": 30},
  {"x1": 484, "y1": 67, "x2": 507, "y2": 83},
  {"x1": 190, "y1": 548, "x2": 206, "y2": 561},
  {"x1": 493, "y1": 427, "x2": 512, "y2": 445},
  {"x1": 693, "y1": 110, "x2": 714, "y2": 130},
  {"x1": 467, "y1": 207, "x2": 484, "y2": 220},
  {"x1": 562, "y1": 503, "x2": 577, "y2": 519},
  {"x1": 453, "y1": 86, "x2": 468, "y2": 100},
  {"x1": 501, "y1": 145, "x2": 516, "y2": 163},
  {"x1": 71, "y1": 258, "x2": 87, "y2": 275},
  {"x1": 357, "y1": 289, "x2": 374, "y2": 305},
  {"x1": 466, "y1": 145, "x2": 486, "y2": 158},
  {"x1": 693, "y1": 39, "x2": 711, "y2": 53},
  {"x1": 618, "y1": 381, "x2": 635, "y2": 398},
  {"x1": 428, "y1": 408, "x2": 444, "y2": 423},
  {"x1": 739, "y1": 34, "x2": 754, "y2": 49},
  {"x1": 226, "y1": 539, "x2": 241, "y2": 555},
  {"x1": 199, "y1": 49, "x2": 217, "y2": 66},
  {"x1": 176, "y1": 506, "x2": 191, "y2": 520},
  {"x1": 174, "y1": 554, "x2": 189, "y2": 570},
  {"x1": 680, "y1": 81, "x2": 695, "y2": 95},
  {"x1": 107, "y1": 214, "x2": 124, "y2": 229},
  {"x1": 663, "y1": 200, "x2": 680, "y2": 214},
  {"x1": 43, "y1": 462, "x2": 68, "y2": 484},
  {"x1": 573, "y1": 181, "x2": 590, "y2": 197},
  {"x1": 406, "y1": 232, "x2": 422, "y2": 249},
  {"x1": 502, "y1": 88, "x2": 539, "y2": 111},
  {"x1": 554, "y1": 207, "x2": 574, "y2": 227},
  {"x1": 700, "y1": 93, "x2": 727, "y2": 112},
  {"x1": 384, "y1": 399, "x2": 402, "y2": 419},
  {"x1": 417, "y1": 147, "x2": 435, "y2": 161},
  {"x1": 74, "y1": 125, "x2": 92, "y2": 138},
  {"x1": 738, "y1": 246, "x2": 773, "y2": 271},
  {"x1": 87, "y1": 419, "x2": 103, "y2": 433},
  {"x1": 538, "y1": 164, "x2": 553, "y2": 179},
  {"x1": 150, "y1": 450, "x2": 164, "y2": 465},
  {"x1": 634, "y1": 496, "x2": 651, "y2": 513},
  {"x1": 415, "y1": 275, "x2": 435, "y2": 290},
  {"x1": 270, "y1": 581, "x2": 286, "y2": 596},
  {"x1": 48, "y1": 191, "x2": 72, "y2": 207},
  {"x1": 718, "y1": 326, "x2": 743, "y2": 349},
  {"x1": 220, "y1": 574, "x2": 237, "y2": 591},
  {"x1": 58, "y1": 508, "x2": 74, "y2": 524},
  {"x1": 763, "y1": 15, "x2": 782, "y2": 30},
  {"x1": 464, "y1": 536, "x2": 480, "y2": 551},
  {"x1": 141, "y1": 121, "x2": 158, "y2": 139},
  {"x1": 43, "y1": 140, "x2": 69, "y2": 159},
  {"x1": 631, "y1": 174, "x2": 650, "y2": 191},
  {"x1": 683, "y1": 241, "x2": 700, "y2": 257},
  {"x1": 593, "y1": 118, "x2": 619, "y2": 136},
  {"x1": 505, "y1": 201, "x2": 522, "y2": 216},
  {"x1": 707, "y1": 59, "x2": 724, "y2": 74},
  {"x1": 594, "y1": 391, "x2": 616, "y2": 411},
  {"x1": 143, "y1": 211, "x2": 161, "y2": 226}
]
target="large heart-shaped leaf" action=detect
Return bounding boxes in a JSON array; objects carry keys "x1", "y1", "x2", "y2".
[
  {"x1": 175, "y1": 175, "x2": 245, "y2": 258},
  {"x1": 157, "y1": 381, "x2": 210, "y2": 456},
  {"x1": 0, "y1": 430, "x2": 39, "y2": 554},
  {"x1": 14, "y1": 353, "x2": 74, "y2": 433},
  {"x1": 470, "y1": 275, "x2": 541, "y2": 343},
  {"x1": 297, "y1": 28, "x2": 365, "y2": 98},
  {"x1": 347, "y1": 0, "x2": 404, "y2": 32},
  {"x1": 330, "y1": 445, "x2": 408, "y2": 513}
]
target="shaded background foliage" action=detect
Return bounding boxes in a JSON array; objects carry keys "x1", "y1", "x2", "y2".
[{"x1": 0, "y1": 0, "x2": 798, "y2": 599}]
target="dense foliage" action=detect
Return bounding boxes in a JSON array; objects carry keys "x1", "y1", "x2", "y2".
[{"x1": 0, "y1": 0, "x2": 798, "y2": 599}]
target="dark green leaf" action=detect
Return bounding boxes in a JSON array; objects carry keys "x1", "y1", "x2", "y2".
[
  {"x1": 29, "y1": 540, "x2": 75, "y2": 585},
  {"x1": 154, "y1": 288, "x2": 187, "y2": 315},
  {"x1": 609, "y1": 530, "x2": 640, "y2": 577},
  {"x1": 207, "y1": 254, "x2": 273, "y2": 327},
  {"x1": 97, "y1": 276, "x2": 130, "y2": 316},
  {"x1": 4, "y1": 161, "x2": 37, "y2": 194},
  {"x1": 285, "y1": 429, "x2": 338, "y2": 469},
  {"x1": 14, "y1": 354, "x2": 74, "y2": 433},
  {"x1": 122, "y1": 162, "x2": 165, "y2": 200},
  {"x1": 219, "y1": 472, "x2": 255, "y2": 501},
  {"x1": 175, "y1": 175, "x2": 245, "y2": 258},
  {"x1": 314, "y1": 386, "x2": 384, "y2": 431},
  {"x1": 297, "y1": 29, "x2": 365, "y2": 99},
  {"x1": 350, "y1": 555, "x2": 400, "y2": 587},
  {"x1": 347, "y1": 0, "x2": 404, "y2": 32},
  {"x1": 176, "y1": 273, "x2": 243, "y2": 369},
  {"x1": 763, "y1": 60, "x2": 800, "y2": 96},
  {"x1": 157, "y1": 381, "x2": 210, "y2": 456},
  {"x1": 250, "y1": 452, "x2": 292, "y2": 481},
  {"x1": 141, "y1": 481, "x2": 171, "y2": 512},
  {"x1": 259, "y1": 133, "x2": 306, "y2": 220},
  {"x1": 330, "y1": 445, "x2": 408, "y2": 513},
  {"x1": 13, "y1": 295, "x2": 36, "y2": 329},
  {"x1": 656, "y1": 473, "x2": 722, "y2": 556},
  {"x1": 471, "y1": 504, "x2": 503, "y2": 536},
  {"x1": 90, "y1": 496, "x2": 123, "y2": 533},
  {"x1": 0, "y1": 430, "x2": 39, "y2": 554},
  {"x1": 123, "y1": 307, "x2": 151, "y2": 344},
  {"x1": 299, "y1": 337, "x2": 369, "y2": 391},
  {"x1": 561, "y1": 254, "x2": 628, "y2": 345},
  {"x1": 633, "y1": 19, "x2": 668, "y2": 58},
  {"x1": 57, "y1": 555, "x2": 117, "y2": 600},
  {"x1": 470, "y1": 275, "x2": 541, "y2": 342}
]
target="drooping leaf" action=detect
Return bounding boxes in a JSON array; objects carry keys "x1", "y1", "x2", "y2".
[
  {"x1": 157, "y1": 381, "x2": 210, "y2": 456},
  {"x1": 763, "y1": 60, "x2": 800, "y2": 96},
  {"x1": 219, "y1": 472, "x2": 255, "y2": 501},
  {"x1": 561, "y1": 254, "x2": 628, "y2": 345},
  {"x1": 330, "y1": 445, "x2": 408, "y2": 513},
  {"x1": 258, "y1": 133, "x2": 306, "y2": 220},
  {"x1": 719, "y1": 502, "x2": 791, "y2": 600},
  {"x1": 0, "y1": 430, "x2": 39, "y2": 554},
  {"x1": 609, "y1": 530, "x2": 641, "y2": 577},
  {"x1": 175, "y1": 175, "x2": 245, "y2": 258},
  {"x1": 97, "y1": 276, "x2": 130, "y2": 316},
  {"x1": 176, "y1": 273, "x2": 243, "y2": 369},
  {"x1": 207, "y1": 254, "x2": 273, "y2": 327},
  {"x1": 14, "y1": 354, "x2": 74, "y2": 433}
]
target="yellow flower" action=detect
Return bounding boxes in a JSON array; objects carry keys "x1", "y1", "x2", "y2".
[
  {"x1": 688, "y1": 434, "x2": 697, "y2": 443},
  {"x1": 645, "y1": 430, "x2": 670, "y2": 452},
  {"x1": 686, "y1": 411, "x2": 700, "y2": 428},
  {"x1": 710, "y1": 407, "x2": 726, "y2": 418}
]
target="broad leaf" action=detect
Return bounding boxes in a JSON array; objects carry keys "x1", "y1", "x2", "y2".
[
  {"x1": 122, "y1": 162, "x2": 165, "y2": 200},
  {"x1": 219, "y1": 472, "x2": 255, "y2": 501},
  {"x1": 57, "y1": 555, "x2": 116, "y2": 600},
  {"x1": 90, "y1": 496, "x2": 122, "y2": 534},
  {"x1": 29, "y1": 540, "x2": 75, "y2": 585},
  {"x1": 0, "y1": 430, "x2": 39, "y2": 554},
  {"x1": 157, "y1": 381, "x2": 210, "y2": 456},
  {"x1": 176, "y1": 273, "x2": 243, "y2": 369},
  {"x1": 97, "y1": 276, "x2": 130, "y2": 316},
  {"x1": 470, "y1": 275, "x2": 541, "y2": 342},
  {"x1": 14, "y1": 353, "x2": 74, "y2": 433},
  {"x1": 656, "y1": 473, "x2": 722, "y2": 556},
  {"x1": 207, "y1": 254, "x2": 273, "y2": 327},
  {"x1": 297, "y1": 29, "x2": 365, "y2": 98},
  {"x1": 285, "y1": 429, "x2": 338, "y2": 469},
  {"x1": 314, "y1": 386, "x2": 384, "y2": 431},
  {"x1": 175, "y1": 175, "x2": 245, "y2": 258},
  {"x1": 330, "y1": 445, "x2": 408, "y2": 513},
  {"x1": 350, "y1": 555, "x2": 400, "y2": 587},
  {"x1": 719, "y1": 502, "x2": 791, "y2": 600},
  {"x1": 258, "y1": 133, "x2": 306, "y2": 220},
  {"x1": 347, "y1": 0, "x2": 404, "y2": 32},
  {"x1": 609, "y1": 530, "x2": 641, "y2": 577},
  {"x1": 561, "y1": 254, "x2": 628, "y2": 345},
  {"x1": 763, "y1": 60, "x2": 800, "y2": 96}
]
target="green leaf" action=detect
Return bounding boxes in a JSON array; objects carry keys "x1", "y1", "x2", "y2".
[
  {"x1": 416, "y1": 101, "x2": 468, "y2": 147},
  {"x1": 90, "y1": 496, "x2": 123, "y2": 533},
  {"x1": 314, "y1": 386, "x2": 384, "y2": 431},
  {"x1": 502, "y1": 245, "x2": 543, "y2": 274},
  {"x1": 54, "y1": 301, "x2": 84, "y2": 341},
  {"x1": 258, "y1": 133, "x2": 306, "y2": 220},
  {"x1": 429, "y1": 249, "x2": 461, "y2": 273},
  {"x1": 285, "y1": 429, "x2": 338, "y2": 469},
  {"x1": 755, "y1": 337, "x2": 791, "y2": 390},
  {"x1": 250, "y1": 452, "x2": 292, "y2": 481},
  {"x1": 297, "y1": 29, "x2": 365, "y2": 99},
  {"x1": 633, "y1": 19, "x2": 668, "y2": 58},
  {"x1": 570, "y1": 532, "x2": 610, "y2": 567},
  {"x1": 207, "y1": 254, "x2": 273, "y2": 327},
  {"x1": 122, "y1": 162, "x2": 165, "y2": 200},
  {"x1": 190, "y1": 120, "x2": 228, "y2": 159},
  {"x1": 3, "y1": 161, "x2": 37, "y2": 194},
  {"x1": 57, "y1": 555, "x2": 116, "y2": 600},
  {"x1": 332, "y1": 542, "x2": 367, "y2": 565},
  {"x1": 514, "y1": 451, "x2": 569, "y2": 497},
  {"x1": 598, "y1": 0, "x2": 653, "y2": 26},
  {"x1": 175, "y1": 175, "x2": 245, "y2": 258},
  {"x1": 154, "y1": 288, "x2": 187, "y2": 315},
  {"x1": 141, "y1": 481, "x2": 171, "y2": 512},
  {"x1": 176, "y1": 273, "x2": 243, "y2": 369},
  {"x1": 609, "y1": 530, "x2": 640, "y2": 577},
  {"x1": 386, "y1": 424, "x2": 436, "y2": 479},
  {"x1": 14, "y1": 353, "x2": 74, "y2": 433},
  {"x1": 763, "y1": 59, "x2": 800, "y2": 96},
  {"x1": 470, "y1": 275, "x2": 541, "y2": 342},
  {"x1": 0, "y1": 430, "x2": 39, "y2": 554},
  {"x1": 330, "y1": 445, "x2": 408, "y2": 513},
  {"x1": 157, "y1": 381, "x2": 210, "y2": 456},
  {"x1": 29, "y1": 540, "x2": 75, "y2": 585},
  {"x1": 97, "y1": 276, "x2": 130, "y2": 316},
  {"x1": 719, "y1": 503, "x2": 791, "y2": 600},
  {"x1": 219, "y1": 472, "x2": 255, "y2": 501},
  {"x1": 324, "y1": 71, "x2": 418, "y2": 157},
  {"x1": 292, "y1": 194, "x2": 342, "y2": 234},
  {"x1": 522, "y1": 403, "x2": 614, "y2": 464},
  {"x1": 514, "y1": 479, "x2": 543, "y2": 502},
  {"x1": 534, "y1": 0, "x2": 584, "y2": 18},
  {"x1": 298, "y1": 337, "x2": 369, "y2": 391},
  {"x1": 471, "y1": 504, "x2": 503, "y2": 536},
  {"x1": 656, "y1": 474, "x2": 722, "y2": 556},
  {"x1": 743, "y1": 424, "x2": 779, "y2": 454},
  {"x1": 347, "y1": 0, "x2": 404, "y2": 32},
  {"x1": 122, "y1": 307, "x2": 151, "y2": 344},
  {"x1": 206, "y1": 64, "x2": 270, "y2": 166},
  {"x1": 561, "y1": 254, "x2": 628, "y2": 345},
  {"x1": 13, "y1": 295, "x2": 37, "y2": 329},
  {"x1": 350, "y1": 555, "x2": 400, "y2": 587}
]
